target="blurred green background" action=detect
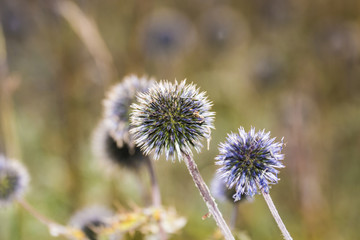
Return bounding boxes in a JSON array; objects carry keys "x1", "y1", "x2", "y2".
[{"x1": 1, "y1": 0, "x2": 360, "y2": 239}]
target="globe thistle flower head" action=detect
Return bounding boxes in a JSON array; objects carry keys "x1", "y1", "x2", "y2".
[
  {"x1": 130, "y1": 80, "x2": 214, "y2": 161},
  {"x1": 0, "y1": 155, "x2": 29, "y2": 206},
  {"x1": 215, "y1": 127, "x2": 285, "y2": 201},
  {"x1": 69, "y1": 206, "x2": 115, "y2": 240},
  {"x1": 92, "y1": 122, "x2": 149, "y2": 170},
  {"x1": 103, "y1": 75, "x2": 155, "y2": 147}
]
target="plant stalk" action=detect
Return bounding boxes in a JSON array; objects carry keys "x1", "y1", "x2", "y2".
[
  {"x1": 230, "y1": 203, "x2": 239, "y2": 230},
  {"x1": 18, "y1": 199, "x2": 55, "y2": 226},
  {"x1": 145, "y1": 157, "x2": 161, "y2": 207},
  {"x1": 145, "y1": 158, "x2": 167, "y2": 240},
  {"x1": 183, "y1": 153, "x2": 235, "y2": 240},
  {"x1": 262, "y1": 191, "x2": 293, "y2": 240}
]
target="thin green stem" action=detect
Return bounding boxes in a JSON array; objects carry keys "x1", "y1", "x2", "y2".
[
  {"x1": 183, "y1": 153, "x2": 235, "y2": 240},
  {"x1": 262, "y1": 191, "x2": 293, "y2": 240}
]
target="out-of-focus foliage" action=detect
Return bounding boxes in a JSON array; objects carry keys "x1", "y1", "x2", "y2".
[{"x1": 0, "y1": 0, "x2": 360, "y2": 239}]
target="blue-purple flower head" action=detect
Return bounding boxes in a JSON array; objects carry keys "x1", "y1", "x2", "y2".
[
  {"x1": 0, "y1": 155, "x2": 29, "y2": 206},
  {"x1": 130, "y1": 80, "x2": 215, "y2": 161},
  {"x1": 215, "y1": 127, "x2": 285, "y2": 201},
  {"x1": 103, "y1": 75, "x2": 154, "y2": 147}
]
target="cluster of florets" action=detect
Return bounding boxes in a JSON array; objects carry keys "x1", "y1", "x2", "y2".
[
  {"x1": 215, "y1": 127, "x2": 285, "y2": 201},
  {"x1": 0, "y1": 155, "x2": 29, "y2": 206},
  {"x1": 130, "y1": 80, "x2": 215, "y2": 161},
  {"x1": 103, "y1": 75, "x2": 155, "y2": 147}
]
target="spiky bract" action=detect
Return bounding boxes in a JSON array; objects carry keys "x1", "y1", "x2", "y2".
[
  {"x1": 215, "y1": 127, "x2": 285, "y2": 201},
  {"x1": 92, "y1": 122, "x2": 149, "y2": 170},
  {"x1": 103, "y1": 75, "x2": 155, "y2": 147},
  {"x1": 0, "y1": 155, "x2": 29, "y2": 206},
  {"x1": 130, "y1": 80, "x2": 214, "y2": 161}
]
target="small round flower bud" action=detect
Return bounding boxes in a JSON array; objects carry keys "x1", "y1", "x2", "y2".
[
  {"x1": 215, "y1": 127, "x2": 285, "y2": 201},
  {"x1": 130, "y1": 80, "x2": 215, "y2": 161},
  {"x1": 0, "y1": 155, "x2": 29, "y2": 206},
  {"x1": 92, "y1": 122, "x2": 149, "y2": 170},
  {"x1": 103, "y1": 75, "x2": 155, "y2": 147}
]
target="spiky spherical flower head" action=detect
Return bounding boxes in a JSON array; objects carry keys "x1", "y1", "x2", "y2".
[
  {"x1": 103, "y1": 75, "x2": 155, "y2": 147},
  {"x1": 92, "y1": 122, "x2": 149, "y2": 170},
  {"x1": 0, "y1": 155, "x2": 29, "y2": 206},
  {"x1": 130, "y1": 80, "x2": 214, "y2": 161},
  {"x1": 215, "y1": 127, "x2": 285, "y2": 201},
  {"x1": 69, "y1": 205, "x2": 117, "y2": 240}
]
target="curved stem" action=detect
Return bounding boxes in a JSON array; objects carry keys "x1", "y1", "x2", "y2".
[
  {"x1": 183, "y1": 153, "x2": 235, "y2": 240},
  {"x1": 18, "y1": 199, "x2": 85, "y2": 239},
  {"x1": 262, "y1": 191, "x2": 293, "y2": 240},
  {"x1": 55, "y1": 0, "x2": 115, "y2": 87},
  {"x1": 18, "y1": 199, "x2": 55, "y2": 226}
]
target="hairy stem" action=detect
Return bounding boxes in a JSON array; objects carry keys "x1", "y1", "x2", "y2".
[
  {"x1": 183, "y1": 153, "x2": 235, "y2": 240},
  {"x1": 262, "y1": 191, "x2": 293, "y2": 240}
]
